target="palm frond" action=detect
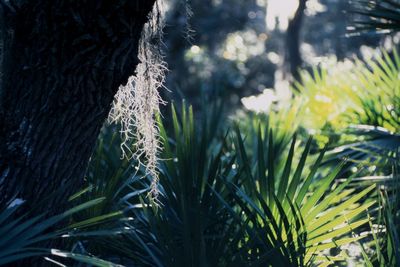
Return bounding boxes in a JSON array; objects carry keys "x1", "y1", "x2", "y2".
[
  {"x1": 348, "y1": 0, "x2": 400, "y2": 35},
  {"x1": 123, "y1": 102, "x2": 245, "y2": 266},
  {"x1": 0, "y1": 198, "x2": 120, "y2": 266},
  {"x1": 232, "y1": 127, "x2": 375, "y2": 265}
]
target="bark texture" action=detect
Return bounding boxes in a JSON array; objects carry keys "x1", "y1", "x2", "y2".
[{"x1": 0, "y1": 0, "x2": 156, "y2": 211}]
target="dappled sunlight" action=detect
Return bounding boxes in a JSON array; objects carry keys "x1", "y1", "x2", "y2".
[
  {"x1": 266, "y1": 0, "x2": 299, "y2": 31},
  {"x1": 305, "y1": 0, "x2": 326, "y2": 16},
  {"x1": 241, "y1": 89, "x2": 276, "y2": 113},
  {"x1": 2, "y1": 0, "x2": 399, "y2": 266},
  {"x1": 221, "y1": 30, "x2": 266, "y2": 61},
  {"x1": 266, "y1": 0, "x2": 326, "y2": 31},
  {"x1": 296, "y1": 59, "x2": 360, "y2": 131}
]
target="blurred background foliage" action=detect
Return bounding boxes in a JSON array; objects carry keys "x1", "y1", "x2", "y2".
[
  {"x1": 3, "y1": 0, "x2": 400, "y2": 266},
  {"x1": 161, "y1": 0, "x2": 385, "y2": 110}
]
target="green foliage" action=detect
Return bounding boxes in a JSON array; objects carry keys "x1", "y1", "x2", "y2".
[
  {"x1": 298, "y1": 49, "x2": 400, "y2": 180},
  {"x1": 0, "y1": 128, "x2": 153, "y2": 266},
  {"x1": 0, "y1": 198, "x2": 120, "y2": 266},
  {"x1": 126, "y1": 103, "x2": 243, "y2": 267},
  {"x1": 325, "y1": 125, "x2": 400, "y2": 177},
  {"x1": 234, "y1": 102, "x2": 300, "y2": 161},
  {"x1": 292, "y1": 47, "x2": 400, "y2": 178},
  {"x1": 230, "y1": 126, "x2": 375, "y2": 266},
  {"x1": 113, "y1": 103, "x2": 374, "y2": 267},
  {"x1": 286, "y1": 44, "x2": 400, "y2": 266},
  {"x1": 351, "y1": 49, "x2": 400, "y2": 131},
  {"x1": 2, "y1": 1, "x2": 399, "y2": 266},
  {"x1": 356, "y1": 158, "x2": 400, "y2": 267},
  {"x1": 286, "y1": 45, "x2": 400, "y2": 266},
  {"x1": 349, "y1": 0, "x2": 400, "y2": 35},
  {"x1": 3, "y1": 94, "x2": 388, "y2": 267},
  {"x1": 295, "y1": 48, "x2": 400, "y2": 133},
  {"x1": 8, "y1": 45, "x2": 400, "y2": 264}
]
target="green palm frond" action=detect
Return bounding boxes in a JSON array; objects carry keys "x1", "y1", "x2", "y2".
[
  {"x1": 81, "y1": 101, "x2": 381, "y2": 266},
  {"x1": 124, "y1": 102, "x2": 245, "y2": 267},
  {"x1": 325, "y1": 125, "x2": 400, "y2": 176},
  {"x1": 348, "y1": 0, "x2": 400, "y2": 35},
  {"x1": 295, "y1": 47, "x2": 400, "y2": 135},
  {"x1": 358, "y1": 157, "x2": 400, "y2": 266},
  {"x1": 231, "y1": 127, "x2": 375, "y2": 266},
  {"x1": 0, "y1": 198, "x2": 120, "y2": 266},
  {"x1": 308, "y1": 48, "x2": 400, "y2": 177}
]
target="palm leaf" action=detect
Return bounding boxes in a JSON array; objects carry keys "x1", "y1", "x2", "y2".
[
  {"x1": 348, "y1": 0, "x2": 400, "y2": 35},
  {"x1": 0, "y1": 198, "x2": 119, "y2": 266},
  {"x1": 232, "y1": 128, "x2": 374, "y2": 265}
]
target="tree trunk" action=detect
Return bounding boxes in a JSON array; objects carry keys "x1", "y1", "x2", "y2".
[
  {"x1": 0, "y1": 0, "x2": 156, "y2": 212},
  {"x1": 286, "y1": 0, "x2": 307, "y2": 83}
]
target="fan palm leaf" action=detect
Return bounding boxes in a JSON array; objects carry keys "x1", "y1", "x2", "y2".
[{"x1": 348, "y1": 0, "x2": 400, "y2": 35}]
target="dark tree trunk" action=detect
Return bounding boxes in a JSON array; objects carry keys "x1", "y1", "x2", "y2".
[
  {"x1": 0, "y1": 0, "x2": 156, "y2": 212},
  {"x1": 286, "y1": 0, "x2": 307, "y2": 83}
]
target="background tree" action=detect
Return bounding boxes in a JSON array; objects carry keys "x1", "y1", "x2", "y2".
[
  {"x1": 0, "y1": 0, "x2": 156, "y2": 211},
  {"x1": 286, "y1": 0, "x2": 307, "y2": 83}
]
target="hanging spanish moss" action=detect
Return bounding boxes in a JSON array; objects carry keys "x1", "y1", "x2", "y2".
[
  {"x1": 183, "y1": 0, "x2": 195, "y2": 43},
  {"x1": 109, "y1": 0, "x2": 167, "y2": 201}
]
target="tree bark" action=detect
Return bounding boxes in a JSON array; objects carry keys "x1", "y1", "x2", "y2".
[
  {"x1": 286, "y1": 0, "x2": 307, "y2": 83},
  {"x1": 0, "y1": 0, "x2": 156, "y2": 212}
]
